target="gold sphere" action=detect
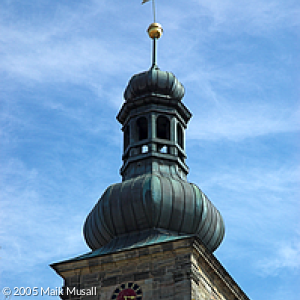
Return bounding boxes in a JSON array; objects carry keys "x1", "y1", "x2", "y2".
[{"x1": 147, "y1": 23, "x2": 163, "y2": 39}]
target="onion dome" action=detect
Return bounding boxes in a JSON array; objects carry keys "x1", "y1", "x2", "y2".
[
  {"x1": 83, "y1": 173, "x2": 225, "y2": 253},
  {"x1": 124, "y1": 66, "x2": 185, "y2": 102}
]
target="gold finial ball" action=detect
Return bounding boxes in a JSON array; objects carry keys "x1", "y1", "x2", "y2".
[{"x1": 147, "y1": 23, "x2": 163, "y2": 39}]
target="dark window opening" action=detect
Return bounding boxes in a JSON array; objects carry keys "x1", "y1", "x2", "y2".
[
  {"x1": 123, "y1": 153, "x2": 129, "y2": 161},
  {"x1": 156, "y1": 116, "x2": 170, "y2": 140},
  {"x1": 179, "y1": 152, "x2": 185, "y2": 162},
  {"x1": 177, "y1": 124, "x2": 184, "y2": 149},
  {"x1": 124, "y1": 126, "x2": 130, "y2": 152},
  {"x1": 137, "y1": 117, "x2": 148, "y2": 141}
]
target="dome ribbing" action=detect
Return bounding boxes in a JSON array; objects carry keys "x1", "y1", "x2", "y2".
[
  {"x1": 124, "y1": 66, "x2": 185, "y2": 102},
  {"x1": 83, "y1": 173, "x2": 225, "y2": 253}
]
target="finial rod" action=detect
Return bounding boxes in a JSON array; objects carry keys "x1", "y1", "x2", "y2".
[
  {"x1": 152, "y1": 0, "x2": 156, "y2": 23},
  {"x1": 142, "y1": 0, "x2": 156, "y2": 23},
  {"x1": 147, "y1": 23, "x2": 163, "y2": 68},
  {"x1": 152, "y1": 38, "x2": 157, "y2": 67}
]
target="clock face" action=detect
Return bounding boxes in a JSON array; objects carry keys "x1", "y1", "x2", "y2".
[{"x1": 111, "y1": 282, "x2": 142, "y2": 300}]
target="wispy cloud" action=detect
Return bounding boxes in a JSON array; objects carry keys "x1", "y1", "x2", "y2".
[
  {"x1": 256, "y1": 239, "x2": 300, "y2": 275},
  {"x1": 193, "y1": 0, "x2": 300, "y2": 33},
  {"x1": 0, "y1": 1, "x2": 145, "y2": 101},
  {"x1": 0, "y1": 159, "x2": 87, "y2": 273},
  {"x1": 196, "y1": 164, "x2": 300, "y2": 193},
  {"x1": 188, "y1": 102, "x2": 300, "y2": 140}
]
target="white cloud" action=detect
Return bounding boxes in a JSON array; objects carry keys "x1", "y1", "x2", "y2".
[
  {"x1": 193, "y1": 0, "x2": 300, "y2": 33},
  {"x1": 256, "y1": 239, "x2": 300, "y2": 275},
  {"x1": 188, "y1": 102, "x2": 300, "y2": 140},
  {"x1": 0, "y1": 1, "x2": 145, "y2": 97},
  {"x1": 196, "y1": 164, "x2": 300, "y2": 193},
  {"x1": 0, "y1": 159, "x2": 87, "y2": 274}
]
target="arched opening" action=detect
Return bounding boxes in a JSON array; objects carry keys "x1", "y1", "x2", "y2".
[
  {"x1": 177, "y1": 123, "x2": 184, "y2": 149},
  {"x1": 156, "y1": 116, "x2": 170, "y2": 140},
  {"x1": 124, "y1": 125, "x2": 130, "y2": 152},
  {"x1": 137, "y1": 117, "x2": 148, "y2": 141}
]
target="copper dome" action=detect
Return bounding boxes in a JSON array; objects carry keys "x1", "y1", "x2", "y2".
[{"x1": 84, "y1": 172, "x2": 225, "y2": 253}]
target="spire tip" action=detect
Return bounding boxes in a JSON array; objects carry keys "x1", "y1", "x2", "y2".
[{"x1": 147, "y1": 22, "x2": 163, "y2": 39}]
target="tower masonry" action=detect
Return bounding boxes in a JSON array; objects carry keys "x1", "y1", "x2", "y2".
[{"x1": 51, "y1": 19, "x2": 250, "y2": 300}]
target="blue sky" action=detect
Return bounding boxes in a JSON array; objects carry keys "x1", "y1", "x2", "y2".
[{"x1": 0, "y1": 0, "x2": 299, "y2": 299}]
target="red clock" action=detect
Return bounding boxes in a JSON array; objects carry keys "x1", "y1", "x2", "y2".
[{"x1": 111, "y1": 283, "x2": 142, "y2": 300}]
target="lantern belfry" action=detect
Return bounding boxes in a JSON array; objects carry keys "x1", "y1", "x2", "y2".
[{"x1": 51, "y1": 5, "x2": 250, "y2": 300}]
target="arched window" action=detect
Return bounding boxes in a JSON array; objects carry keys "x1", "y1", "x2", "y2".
[
  {"x1": 156, "y1": 116, "x2": 170, "y2": 140},
  {"x1": 137, "y1": 117, "x2": 148, "y2": 141},
  {"x1": 177, "y1": 123, "x2": 184, "y2": 149},
  {"x1": 124, "y1": 125, "x2": 130, "y2": 151}
]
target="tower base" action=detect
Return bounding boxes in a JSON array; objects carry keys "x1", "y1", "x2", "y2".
[{"x1": 51, "y1": 235, "x2": 250, "y2": 300}]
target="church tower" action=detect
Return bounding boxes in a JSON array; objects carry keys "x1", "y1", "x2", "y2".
[{"x1": 51, "y1": 15, "x2": 250, "y2": 300}]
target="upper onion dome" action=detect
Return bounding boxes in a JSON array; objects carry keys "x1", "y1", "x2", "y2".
[
  {"x1": 83, "y1": 173, "x2": 225, "y2": 253},
  {"x1": 124, "y1": 66, "x2": 185, "y2": 102}
]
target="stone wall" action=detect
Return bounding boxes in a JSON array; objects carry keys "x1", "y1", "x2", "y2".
[{"x1": 52, "y1": 237, "x2": 249, "y2": 300}]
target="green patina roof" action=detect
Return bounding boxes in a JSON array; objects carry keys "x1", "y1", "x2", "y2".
[
  {"x1": 84, "y1": 173, "x2": 225, "y2": 254},
  {"x1": 124, "y1": 65, "x2": 185, "y2": 103}
]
